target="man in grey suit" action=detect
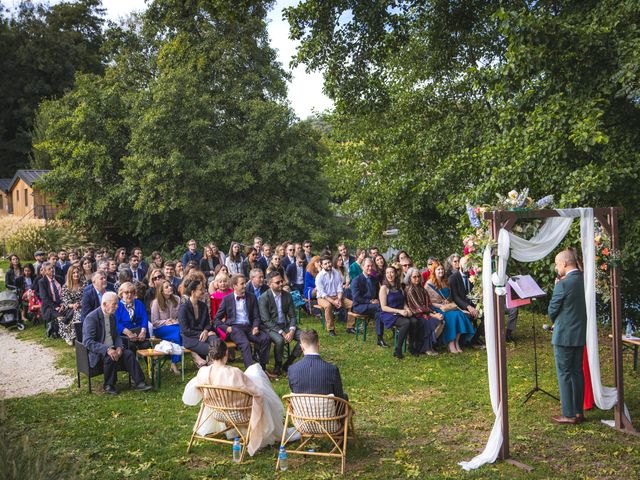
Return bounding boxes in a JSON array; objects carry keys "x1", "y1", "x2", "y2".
[
  {"x1": 258, "y1": 271, "x2": 302, "y2": 376},
  {"x1": 82, "y1": 292, "x2": 151, "y2": 395},
  {"x1": 548, "y1": 250, "x2": 587, "y2": 424},
  {"x1": 288, "y1": 329, "x2": 347, "y2": 400}
]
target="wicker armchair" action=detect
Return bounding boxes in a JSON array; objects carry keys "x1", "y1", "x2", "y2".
[
  {"x1": 277, "y1": 393, "x2": 355, "y2": 475},
  {"x1": 186, "y1": 385, "x2": 254, "y2": 462}
]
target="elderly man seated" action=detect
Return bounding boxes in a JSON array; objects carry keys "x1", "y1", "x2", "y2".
[{"x1": 82, "y1": 291, "x2": 152, "y2": 395}]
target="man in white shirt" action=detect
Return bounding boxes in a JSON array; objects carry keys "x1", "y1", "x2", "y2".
[{"x1": 316, "y1": 256, "x2": 354, "y2": 336}]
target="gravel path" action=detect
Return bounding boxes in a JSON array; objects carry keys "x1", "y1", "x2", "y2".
[{"x1": 0, "y1": 328, "x2": 74, "y2": 399}]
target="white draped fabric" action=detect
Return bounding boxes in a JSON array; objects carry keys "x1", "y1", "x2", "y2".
[{"x1": 460, "y1": 208, "x2": 623, "y2": 471}]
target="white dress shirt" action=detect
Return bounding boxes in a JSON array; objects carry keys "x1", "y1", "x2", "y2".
[{"x1": 316, "y1": 269, "x2": 343, "y2": 298}]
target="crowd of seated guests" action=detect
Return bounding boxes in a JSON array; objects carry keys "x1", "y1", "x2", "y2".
[{"x1": 3, "y1": 237, "x2": 485, "y2": 380}]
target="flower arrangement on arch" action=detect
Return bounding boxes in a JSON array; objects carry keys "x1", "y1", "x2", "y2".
[
  {"x1": 594, "y1": 223, "x2": 621, "y2": 303},
  {"x1": 461, "y1": 189, "x2": 557, "y2": 314}
]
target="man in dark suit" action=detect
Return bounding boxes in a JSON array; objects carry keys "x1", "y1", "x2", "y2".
[
  {"x1": 163, "y1": 262, "x2": 181, "y2": 294},
  {"x1": 285, "y1": 253, "x2": 306, "y2": 295},
  {"x1": 548, "y1": 250, "x2": 587, "y2": 425},
  {"x1": 351, "y1": 258, "x2": 388, "y2": 347},
  {"x1": 258, "y1": 271, "x2": 302, "y2": 376},
  {"x1": 128, "y1": 255, "x2": 146, "y2": 283},
  {"x1": 79, "y1": 272, "x2": 109, "y2": 342},
  {"x1": 57, "y1": 249, "x2": 71, "y2": 278},
  {"x1": 288, "y1": 329, "x2": 347, "y2": 400},
  {"x1": 257, "y1": 243, "x2": 271, "y2": 272},
  {"x1": 246, "y1": 269, "x2": 268, "y2": 301},
  {"x1": 37, "y1": 261, "x2": 64, "y2": 338},
  {"x1": 83, "y1": 291, "x2": 151, "y2": 394},
  {"x1": 280, "y1": 243, "x2": 297, "y2": 270},
  {"x1": 213, "y1": 274, "x2": 271, "y2": 370},
  {"x1": 48, "y1": 252, "x2": 65, "y2": 284}
]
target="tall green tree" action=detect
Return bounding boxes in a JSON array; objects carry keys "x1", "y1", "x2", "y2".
[
  {"x1": 286, "y1": 0, "x2": 640, "y2": 312},
  {"x1": 37, "y1": 0, "x2": 337, "y2": 249},
  {"x1": 0, "y1": 0, "x2": 106, "y2": 176}
]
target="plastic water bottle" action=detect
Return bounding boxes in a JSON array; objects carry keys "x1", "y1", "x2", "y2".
[
  {"x1": 625, "y1": 322, "x2": 633, "y2": 339},
  {"x1": 278, "y1": 446, "x2": 288, "y2": 471},
  {"x1": 232, "y1": 438, "x2": 241, "y2": 462}
]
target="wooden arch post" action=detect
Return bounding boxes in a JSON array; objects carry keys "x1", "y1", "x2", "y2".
[{"x1": 483, "y1": 207, "x2": 634, "y2": 462}]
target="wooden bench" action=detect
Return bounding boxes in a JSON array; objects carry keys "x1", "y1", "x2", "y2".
[{"x1": 137, "y1": 346, "x2": 192, "y2": 387}]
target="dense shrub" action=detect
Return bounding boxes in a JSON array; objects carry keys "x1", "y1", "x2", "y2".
[{"x1": 4, "y1": 220, "x2": 104, "y2": 260}]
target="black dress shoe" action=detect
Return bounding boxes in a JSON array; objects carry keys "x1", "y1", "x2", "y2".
[
  {"x1": 345, "y1": 328, "x2": 356, "y2": 334},
  {"x1": 134, "y1": 382, "x2": 152, "y2": 392},
  {"x1": 104, "y1": 385, "x2": 118, "y2": 395},
  {"x1": 328, "y1": 330, "x2": 336, "y2": 337},
  {"x1": 273, "y1": 366, "x2": 283, "y2": 377},
  {"x1": 393, "y1": 351, "x2": 405, "y2": 360},
  {"x1": 377, "y1": 338, "x2": 389, "y2": 348}
]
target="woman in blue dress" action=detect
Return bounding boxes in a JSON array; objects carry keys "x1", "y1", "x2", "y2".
[
  {"x1": 426, "y1": 262, "x2": 475, "y2": 354},
  {"x1": 379, "y1": 266, "x2": 422, "y2": 359}
]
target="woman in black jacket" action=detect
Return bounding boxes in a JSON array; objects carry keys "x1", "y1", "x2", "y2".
[
  {"x1": 199, "y1": 245, "x2": 219, "y2": 282},
  {"x1": 178, "y1": 279, "x2": 216, "y2": 367},
  {"x1": 4, "y1": 254, "x2": 22, "y2": 290}
]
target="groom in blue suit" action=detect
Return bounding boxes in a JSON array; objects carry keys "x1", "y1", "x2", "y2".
[
  {"x1": 288, "y1": 329, "x2": 347, "y2": 400},
  {"x1": 548, "y1": 249, "x2": 587, "y2": 425}
]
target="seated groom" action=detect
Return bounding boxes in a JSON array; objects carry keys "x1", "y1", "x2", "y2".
[
  {"x1": 288, "y1": 329, "x2": 347, "y2": 400},
  {"x1": 213, "y1": 274, "x2": 271, "y2": 370},
  {"x1": 82, "y1": 292, "x2": 152, "y2": 395},
  {"x1": 258, "y1": 271, "x2": 302, "y2": 376}
]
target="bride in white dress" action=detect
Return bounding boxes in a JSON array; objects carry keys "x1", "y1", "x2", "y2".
[{"x1": 182, "y1": 339, "x2": 286, "y2": 455}]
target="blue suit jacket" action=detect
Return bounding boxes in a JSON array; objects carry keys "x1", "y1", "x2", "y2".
[
  {"x1": 114, "y1": 299, "x2": 149, "y2": 335},
  {"x1": 256, "y1": 257, "x2": 268, "y2": 273},
  {"x1": 80, "y1": 285, "x2": 101, "y2": 323},
  {"x1": 351, "y1": 273, "x2": 378, "y2": 313},
  {"x1": 285, "y1": 263, "x2": 304, "y2": 287},
  {"x1": 128, "y1": 267, "x2": 147, "y2": 283},
  {"x1": 288, "y1": 354, "x2": 347, "y2": 400},
  {"x1": 82, "y1": 307, "x2": 124, "y2": 368},
  {"x1": 281, "y1": 255, "x2": 297, "y2": 271},
  {"x1": 246, "y1": 282, "x2": 268, "y2": 301}
]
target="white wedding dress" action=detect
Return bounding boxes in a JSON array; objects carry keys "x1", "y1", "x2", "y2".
[{"x1": 182, "y1": 363, "x2": 285, "y2": 455}]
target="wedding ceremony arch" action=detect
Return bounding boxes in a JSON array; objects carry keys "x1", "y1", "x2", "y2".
[{"x1": 460, "y1": 207, "x2": 636, "y2": 471}]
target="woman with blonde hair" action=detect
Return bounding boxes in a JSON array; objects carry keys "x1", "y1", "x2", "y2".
[
  {"x1": 209, "y1": 273, "x2": 233, "y2": 321},
  {"x1": 58, "y1": 264, "x2": 83, "y2": 346}
]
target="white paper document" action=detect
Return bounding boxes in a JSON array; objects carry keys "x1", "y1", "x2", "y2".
[{"x1": 507, "y1": 275, "x2": 546, "y2": 299}]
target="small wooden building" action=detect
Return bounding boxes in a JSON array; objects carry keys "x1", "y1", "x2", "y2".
[
  {"x1": 0, "y1": 178, "x2": 12, "y2": 216},
  {"x1": 7, "y1": 170, "x2": 59, "y2": 219}
]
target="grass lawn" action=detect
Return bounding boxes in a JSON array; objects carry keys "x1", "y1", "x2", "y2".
[
  {"x1": 2, "y1": 310, "x2": 640, "y2": 479},
  {"x1": 0, "y1": 259, "x2": 8, "y2": 290}
]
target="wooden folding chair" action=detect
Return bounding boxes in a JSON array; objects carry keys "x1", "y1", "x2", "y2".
[
  {"x1": 278, "y1": 394, "x2": 355, "y2": 475},
  {"x1": 186, "y1": 385, "x2": 254, "y2": 462}
]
